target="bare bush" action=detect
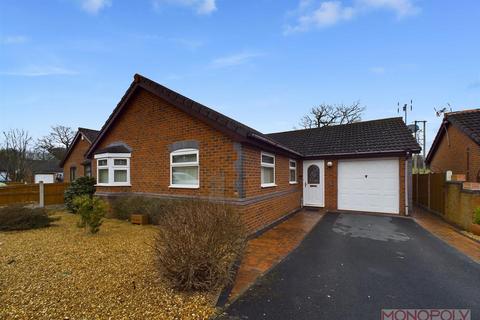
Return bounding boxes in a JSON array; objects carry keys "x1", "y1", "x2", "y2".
[
  {"x1": 0, "y1": 205, "x2": 56, "y2": 231},
  {"x1": 154, "y1": 200, "x2": 246, "y2": 292}
]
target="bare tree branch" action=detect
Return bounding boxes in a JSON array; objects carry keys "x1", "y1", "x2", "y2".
[
  {"x1": 36, "y1": 125, "x2": 74, "y2": 160},
  {"x1": 299, "y1": 102, "x2": 365, "y2": 128},
  {"x1": 1, "y1": 129, "x2": 32, "y2": 182}
]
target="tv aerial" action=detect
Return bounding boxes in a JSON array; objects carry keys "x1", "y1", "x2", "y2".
[
  {"x1": 434, "y1": 103, "x2": 452, "y2": 117},
  {"x1": 397, "y1": 100, "x2": 413, "y2": 124}
]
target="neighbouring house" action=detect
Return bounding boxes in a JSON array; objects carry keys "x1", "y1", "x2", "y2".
[
  {"x1": 0, "y1": 168, "x2": 8, "y2": 182},
  {"x1": 426, "y1": 109, "x2": 480, "y2": 182},
  {"x1": 60, "y1": 127, "x2": 100, "y2": 182},
  {"x1": 28, "y1": 159, "x2": 64, "y2": 184},
  {"x1": 64, "y1": 74, "x2": 420, "y2": 234}
]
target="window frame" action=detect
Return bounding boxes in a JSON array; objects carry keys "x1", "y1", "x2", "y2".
[
  {"x1": 69, "y1": 166, "x2": 76, "y2": 182},
  {"x1": 84, "y1": 163, "x2": 92, "y2": 178},
  {"x1": 260, "y1": 151, "x2": 276, "y2": 188},
  {"x1": 94, "y1": 153, "x2": 131, "y2": 187},
  {"x1": 169, "y1": 148, "x2": 200, "y2": 189},
  {"x1": 289, "y1": 159, "x2": 297, "y2": 184}
]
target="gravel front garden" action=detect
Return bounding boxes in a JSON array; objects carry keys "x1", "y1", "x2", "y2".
[{"x1": 0, "y1": 210, "x2": 216, "y2": 319}]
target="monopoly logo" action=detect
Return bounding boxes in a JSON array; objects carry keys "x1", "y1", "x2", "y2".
[{"x1": 381, "y1": 309, "x2": 471, "y2": 320}]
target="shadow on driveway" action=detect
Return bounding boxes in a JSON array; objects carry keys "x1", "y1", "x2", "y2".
[{"x1": 221, "y1": 212, "x2": 480, "y2": 319}]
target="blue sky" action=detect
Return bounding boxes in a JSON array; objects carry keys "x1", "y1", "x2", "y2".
[{"x1": 1, "y1": 0, "x2": 479, "y2": 150}]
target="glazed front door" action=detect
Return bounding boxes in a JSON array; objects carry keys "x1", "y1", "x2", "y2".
[{"x1": 303, "y1": 160, "x2": 324, "y2": 207}]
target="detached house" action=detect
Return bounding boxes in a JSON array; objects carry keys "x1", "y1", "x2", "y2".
[
  {"x1": 60, "y1": 128, "x2": 99, "y2": 182},
  {"x1": 62, "y1": 74, "x2": 420, "y2": 234},
  {"x1": 426, "y1": 109, "x2": 480, "y2": 182}
]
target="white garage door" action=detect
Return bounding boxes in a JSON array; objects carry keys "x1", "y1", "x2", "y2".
[{"x1": 338, "y1": 158, "x2": 399, "y2": 214}]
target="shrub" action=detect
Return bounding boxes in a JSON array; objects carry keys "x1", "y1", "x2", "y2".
[
  {"x1": 109, "y1": 196, "x2": 171, "y2": 224},
  {"x1": 73, "y1": 195, "x2": 107, "y2": 234},
  {"x1": 474, "y1": 207, "x2": 480, "y2": 225},
  {"x1": 0, "y1": 205, "x2": 56, "y2": 231},
  {"x1": 154, "y1": 200, "x2": 246, "y2": 292},
  {"x1": 64, "y1": 177, "x2": 96, "y2": 213}
]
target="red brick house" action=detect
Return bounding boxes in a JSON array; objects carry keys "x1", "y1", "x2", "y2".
[
  {"x1": 63, "y1": 74, "x2": 420, "y2": 234},
  {"x1": 60, "y1": 127, "x2": 99, "y2": 182},
  {"x1": 426, "y1": 109, "x2": 480, "y2": 182}
]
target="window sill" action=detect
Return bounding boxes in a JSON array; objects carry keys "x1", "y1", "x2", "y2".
[
  {"x1": 289, "y1": 182, "x2": 298, "y2": 185},
  {"x1": 261, "y1": 183, "x2": 277, "y2": 188},
  {"x1": 169, "y1": 185, "x2": 200, "y2": 189},
  {"x1": 95, "y1": 183, "x2": 131, "y2": 187}
]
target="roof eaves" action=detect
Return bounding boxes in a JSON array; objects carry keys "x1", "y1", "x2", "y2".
[
  {"x1": 59, "y1": 131, "x2": 82, "y2": 167},
  {"x1": 248, "y1": 132, "x2": 303, "y2": 157},
  {"x1": 304, "y1": 149, "x2": 418, "y2": 158},
  {"x1": 447, "y1": 115, "x2": 480, "y2": 146}
]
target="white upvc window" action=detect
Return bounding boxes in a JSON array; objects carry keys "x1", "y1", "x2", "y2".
[
  {"x1": 289, "y1": 160, "x2": 297, "y2": 184},
  {"x1": 170, "y1": 149, "x2": 199, "y2": 188},
  {"x1": 94, "y1": 153, "x2": 131, "y2": 186},
  {"x1": 261, "y1": 152, "x2": 276, "y2": 187}
]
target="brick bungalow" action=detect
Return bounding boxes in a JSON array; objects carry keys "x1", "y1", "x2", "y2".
[
  {"x1": 60, "y1": 127, "x2": 99, "y2": 182},
  {"x1": 62, "y1": 74, "x2": 420, "y2": 234},
  {"x1": 426, "y1": 109, "x2": 480, "y2": 182}
]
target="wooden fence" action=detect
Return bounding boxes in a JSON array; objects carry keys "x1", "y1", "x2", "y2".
[
  {"x1": 0, "y1": 183, "x2": 68, "y2": 206},
  {"x1": 412, "y1": 173, "x2": 445, "y2": 215}
]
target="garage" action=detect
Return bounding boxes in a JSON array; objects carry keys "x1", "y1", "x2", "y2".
[
  {"x1": 338, "y1": 158, "x2": 399, "y2": 214},
  {"x1": 34, "y1": 174, "x2": 55, "y2": 184}
]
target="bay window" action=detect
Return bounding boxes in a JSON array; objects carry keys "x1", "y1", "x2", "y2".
[
  {"x1": 94, "y1": 153, "x2": 131, "y2": 186},
  {"x1": 170, "y1": 149, "x2": 199, "y2": 188},
  {"x1": 261, "y1": 152, "x2": 276, "y2": 187}
]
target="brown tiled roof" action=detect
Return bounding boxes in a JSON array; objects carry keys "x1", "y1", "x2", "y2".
[
  {"x1": 78, "y1": 128, "x2": 100, "y2": 143},
  {"x1": 85, "y1": 74, "x2": 420, "y2": 159},
  {"x1": 94, "y1": 144, "x2": 131, "y2": 155},
  {"x1": 59, "y1": 127, "x2": 99, "y2": 167},
  {"x1": 426, "y1": 108, "x2": 480, "y2": 163},
  {"x1": 446, "y1": 109, "x2": 480, "y2": 145},
  {"x1": 29, "y1": 159, "x2": 63, "y2": 174},
  {"x1": 85, "y1": 74, "x2": 302, "y2": 158},
  {"x1": 267, "y1": 117, "x2": 421, "y2": 157}
]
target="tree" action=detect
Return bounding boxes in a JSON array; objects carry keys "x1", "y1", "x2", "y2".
[
  {"x1": 299, "y1": 101, "x2": 365, "y2": 129},
  {"x1": 36, "y1": 125, "x2": 74, "y2": 160},
  {"x1": 1, "y1": 129, "x2": 33, "y2": 182}
]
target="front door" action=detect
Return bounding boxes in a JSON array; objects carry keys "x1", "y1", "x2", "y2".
[{"x1": 303, "y1": 160, "x2": 324, "y2": 207}]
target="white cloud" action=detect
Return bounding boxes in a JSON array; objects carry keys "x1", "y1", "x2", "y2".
[
  {"x1": 0, "y1": 66, "x2": 78, "y2": 77},
  {"x1": 370, "y1": 66, "x2": 386, "y2": 74},
  {"x1": 152, "y1": 0, "x2": 217, "y2": 15},
  {"x1": 81, "y1": 0, "x2": 112, "y2": 14},
  {"x1": 285, "y1": 0, "x2": 419, "y2": 34},
  {"x1": 210, "y1": 52, "x2": 264, "y2": 69},
  {"x1": 357, "y1": 0, "x2": 420, "y2": 17},
  {"x1": 0, "y1": 35, "x2": 29, "y2": 45}
]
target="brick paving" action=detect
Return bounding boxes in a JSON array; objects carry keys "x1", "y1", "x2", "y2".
[
  {"x1": 228, "y1": 209, "x2": 326, "y2": 301},
  {"x1": 412, "y1": 205, "x2": 480, "y2": 263}
]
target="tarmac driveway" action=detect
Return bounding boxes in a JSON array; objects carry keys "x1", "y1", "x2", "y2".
[{"x1": 222, "y1": 212, "x2": 480, "y2": 319}]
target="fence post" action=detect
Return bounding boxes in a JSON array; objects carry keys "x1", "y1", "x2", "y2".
[
  {"x1": 415, "y1": 173, "x2": 418, "y2": 203},
  {"x1": 39, "y1": 181, "x2": 45, "y2": 208},
  {"x1": 427, "y1": 174, "x2": 431, "y2": 210}
]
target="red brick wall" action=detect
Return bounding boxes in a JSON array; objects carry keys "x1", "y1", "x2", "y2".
[
  {"x1": 239, "y1": 190, "x2": 302, "y2": 234},
  {"x1": 429, "y1": 124, "x2": 480, "y2": 182},
  {"x1": 93, "y1": 89, "x2": 239, "y2": 198},
  {"x1": 242, "y1": 145, "x2": 302, "y2": 197},
  {"x1": 63, "y1": 137, "x2": 91, "y2": 182},
  {"x1": 90, "y1": 86, "x2": 411, "y2": 233},
  {"x1": 239, "y1": 144, "x2": 303, "y2": 233},
  {"x1": 324, "y1": 159, "x2": 338, "y2": 211},
  {"x1": 91, "y1": 88, "x2": 305, "y2": 234}
]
